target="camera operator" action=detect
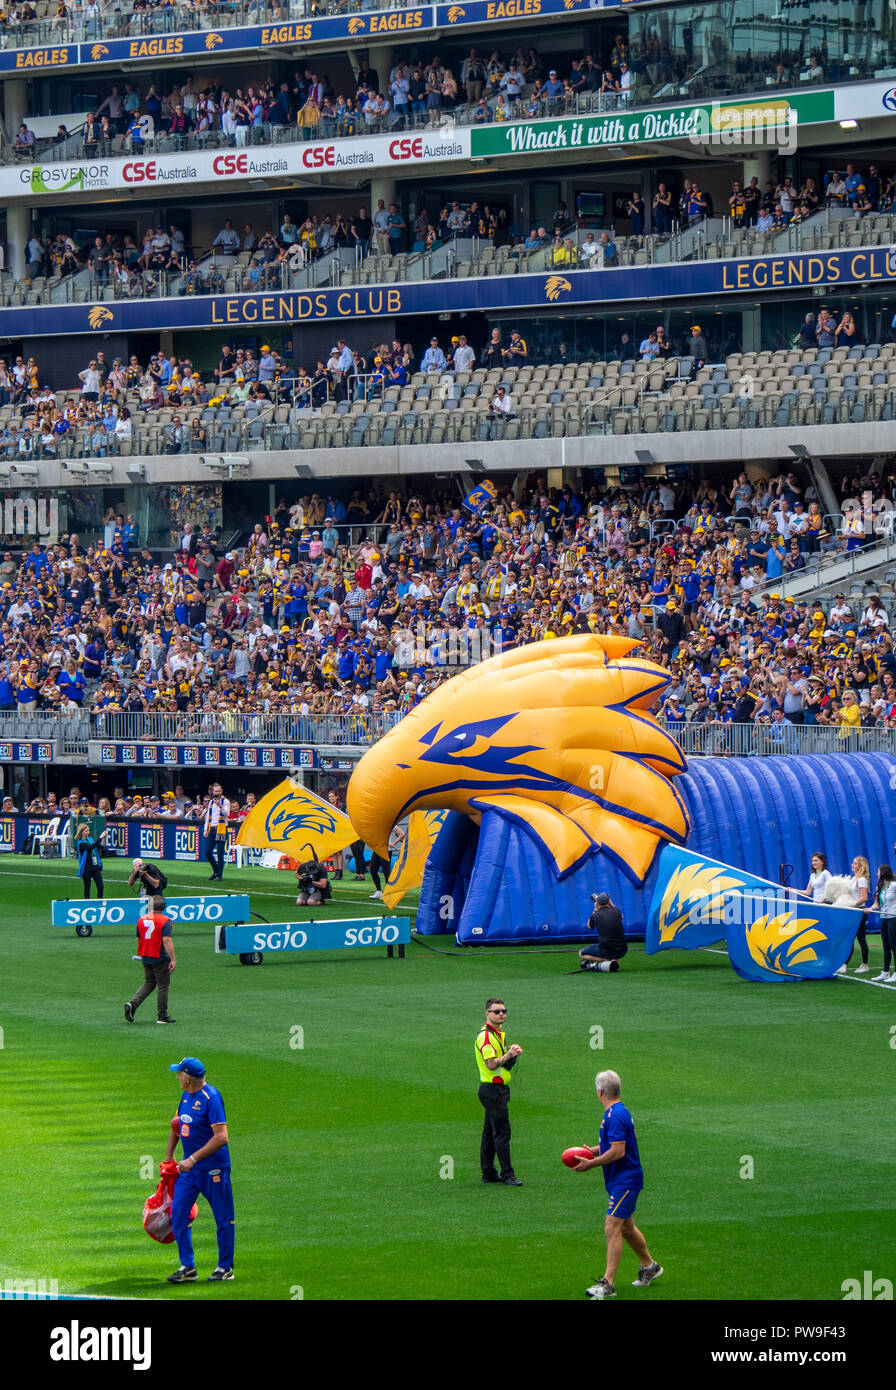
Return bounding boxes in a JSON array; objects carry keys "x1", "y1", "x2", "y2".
[
  {"x1": 295, "y1": 857, "x2": 332, "y2": 907},
  {"x1": 578, "y1": 891, "x2": 628, "y2": 972}
]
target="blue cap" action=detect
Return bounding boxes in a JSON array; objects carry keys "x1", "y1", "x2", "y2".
[{"x1": 169, "y1": 1057, "x2": 205, "y2": 1077}]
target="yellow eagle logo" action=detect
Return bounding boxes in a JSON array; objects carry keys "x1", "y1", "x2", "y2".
[
  {"x1": 88, "y1": 306, "x2": 114, "y2": 330},
  {"x1": 658, "y1": 861, "x2": 743, "y2": 943},
  {"x1": 90, "y1": 43, "x2": 109, "y2": 60},
  {"x1": 348, "y1": 16, "x2": 365, "y2": 32},
  {"x1": 563, "y1": 0, "x2": 580, "y2": 8},
  {"x1": 447, "y1": 5, "x2": 466, "y2": 20},
  {"x1": 205, "y1": 31, "x2": 223, "y2": 49},
  {"x1": 745, "y1": 912, "x2": 827, "y2": 975},
  {"x1": 347, "y1": 634, "x2": 689, "y2": 881},
  {"x1": 544, "y1": 275, "x2": 572, "y2": 301}
]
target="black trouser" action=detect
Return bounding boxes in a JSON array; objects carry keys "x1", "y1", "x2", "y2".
[
  {"x1": 349, "y1": 840, "x2": 366, "y2": 875},
  {"x1": 205, "y1": 833, "x2": 225, "y2": 879},
  {"x1": 369, "y1": 852, "x2": 390, "y2": 891},
  {"x1": 479, "y1": 1082, "x2": 514, "y2": 1179},
  {"x1": 129, "y1": 957, "x2": 171, "y2": 1019},
  {"x1": 881, "y1": 918, "x2": 896, "y2": 973},
  {"x1": 848, "y1": 912, "x2": 869, "y2": 965},
  {"x1": 81, "y1": 866, "x2": 104, "y2": 898}
]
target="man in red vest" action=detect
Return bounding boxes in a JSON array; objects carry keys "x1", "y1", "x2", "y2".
[{"x1": 125, "y1": 894, "x2": 177, "y2": 1024}]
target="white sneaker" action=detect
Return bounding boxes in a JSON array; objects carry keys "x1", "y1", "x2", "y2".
[
  {"x1": 835, "y1": 964, "x2": 847, "y2": 974},
  {"x1": 887, "y1": 973, "x2": 896, "y2": 983},
  {"x1": 369, "y1": 891, "x2": 382, "y2": 900},
  {"x1": 872, "y1": 971, "x2": 890, "y2": 982},
  {"x1": 586, "y1": 1277, "x2": 616, "y2": 1300},
  {"x1": 632, "y1": 1262, "x2": 664, "y2": 1287},
  {"x1": 854, "y1": 963, "x2": 870, "y2": 974}
]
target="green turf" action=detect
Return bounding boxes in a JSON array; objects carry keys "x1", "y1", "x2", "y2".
[{"x1": 1, "y1": 853, "x2": 893, "y2": 1301}]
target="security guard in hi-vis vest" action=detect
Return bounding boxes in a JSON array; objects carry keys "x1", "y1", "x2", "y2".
[{"x1": 475, "y1": 998, "x2": 523, "y2": 1186}]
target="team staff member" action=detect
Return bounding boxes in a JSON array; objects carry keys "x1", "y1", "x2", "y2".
[
  {"x1": 75, "y1": 822, "x2": 104, "y2": 899},
  {"x1": 574, "y1": 1069, "x2": 662, "y2": 1299},
  {"x1": 475, "y1": 998, "x2": 523, "y2": 1186},
  {"x1": 579, "y1": 891, "x2": 628, "y2": 971},
  {"x1": 124, "y1": 894, "x2": 176, "y2": 1024},
  {"x1": 127, "y1": 857, "x2": 169, "y2": 895},
  {"x1": 165, "y1": 1057, "x2": 235, "y2": 1283},
  {"x1": 202, "y1": 783, "x2": 230, "y2": 881}
]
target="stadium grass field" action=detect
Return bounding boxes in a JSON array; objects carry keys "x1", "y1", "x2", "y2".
[{"x1": 1, "y1": 853, "x2": 893, "y2": 1303}]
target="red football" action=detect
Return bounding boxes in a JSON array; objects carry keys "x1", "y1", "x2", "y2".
[{"x1": 561, "y1": 1146, "x2": 594, "y2": 1168}]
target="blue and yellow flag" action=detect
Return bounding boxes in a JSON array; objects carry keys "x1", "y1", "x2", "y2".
[
  {"x1": 463, "y1": 480, "x2": 498, "y2": 514},
  {"x1": 647, "y1": 846, "x2": 861, "y2": 982},
  {"x1": 236, "y1": 778, "x2": 358, "y2": 859},
  {"x1": 383, "y1": 809, "x2": 449, "y2": 910}
]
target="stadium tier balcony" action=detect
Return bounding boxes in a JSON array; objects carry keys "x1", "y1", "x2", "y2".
[
  {"x1": 7, "y1": 205, "x2": 896, "y2": 310},
  {"x1": 0, "y1": 0, "x2": 394, "y2": 49},
  {"x1": 0, "y1": 707, "x2": 893, "y2": 762},
  {"x1": 4, "y1": 346, "x2": 896, "y2": 464}
]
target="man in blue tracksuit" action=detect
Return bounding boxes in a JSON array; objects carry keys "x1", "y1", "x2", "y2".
[
  {"x1": 165, "y1": 1057, "x2": 235, "y2": 1283},
  {"x1": 573, "y1": 1069, "x2": 663, "y2": 1300}
]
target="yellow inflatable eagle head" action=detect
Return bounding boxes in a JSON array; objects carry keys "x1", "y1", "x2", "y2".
[{"x1": 346, "y1": 634, "x2": 689, "y2": 881}]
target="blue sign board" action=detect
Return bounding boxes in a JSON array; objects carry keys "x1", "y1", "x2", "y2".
[
  {"x1": 51, "y1": 894, "x2": 251, "y2": 928},
  {"x1": 92, "y1": 742, "x2": 318, "y2": 769},
  {"x1": 221, "y1": 916, "x2": 411, "y2": 954},
  {"x1": 6, "y1": 247, "x2": 895, "y2": 340},
  {"x1": 0, "y1": 1, "x2": 635, "y2": 73}
]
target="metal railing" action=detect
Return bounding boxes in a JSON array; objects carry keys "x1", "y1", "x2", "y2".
[
  {"x1": 8, "y1": 88, "x2": 633, "y2": 169},
  {"x1": 88, "y1": 709, "x2": 403, "y2": 745},
  {"x1": 0, "y1": 707, "x2": 89, "y2": 754},
  {"x1": 0, "y1": 709, "x2": 892, "y2": 762},
  {"x1": 658, "y1": 720, "x2": 896, "y2": 758}
]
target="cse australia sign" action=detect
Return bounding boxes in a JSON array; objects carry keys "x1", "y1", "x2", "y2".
[{"x1": 8, "y1": 130, "x2": 469, "y2": 202}]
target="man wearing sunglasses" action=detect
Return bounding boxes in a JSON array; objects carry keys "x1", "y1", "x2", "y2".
[{"x1": 475, "y1": 998, "x2": 523, "y2": 1186}]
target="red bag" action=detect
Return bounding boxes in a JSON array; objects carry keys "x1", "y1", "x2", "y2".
[{"x1": 143, "y1": 1159, "x2": 198, "y2": 1244}]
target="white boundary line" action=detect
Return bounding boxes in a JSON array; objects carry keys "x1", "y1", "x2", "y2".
[
  {"x1": 0, "y1": 866, "x2": 382, "y2": 906},
  {"x1": 699, "y1": 944, "x2": 896, "y2": 987}
]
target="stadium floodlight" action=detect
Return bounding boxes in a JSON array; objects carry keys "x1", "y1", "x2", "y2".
[
  {"x1": 788, "y1": 443, "x2": 809, "y2": 457},
  {"x1": 11, "y1": 462, "x2": 39, "y2": 478},
  {"x1": 86, "y1": 460, "x2": 113, "y2": 478},
  {"x1": 64, "y1": 460, "x2": 89, "y2": 478},
  {"x1": 294, "y1": 463, "x2": 313, "y2": 478},
  {"x1": 634, "y1": 450, "x2": 655, "y2": 465},
  {"x1": 126, "y1": 463, "x2": 147, "y2": 483},
  {"x1": 0, "y1": 462, "x2": 11, "y2": 482}
]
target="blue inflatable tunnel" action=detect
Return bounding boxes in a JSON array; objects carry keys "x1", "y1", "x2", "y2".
[{"x1": 416, "y1": 753, "x2": 896, "y2": 944}]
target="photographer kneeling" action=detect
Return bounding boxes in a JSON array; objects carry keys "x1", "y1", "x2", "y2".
[
  {"x1": 579, "y1": 891, "x2": 628, "y2": 973},
  {"x1": 295, "y1": 858, "x2": 332, "y2": 907}
]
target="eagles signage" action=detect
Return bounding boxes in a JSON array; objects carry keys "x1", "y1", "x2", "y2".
[
  {"x1": 7, "y1": 247, "x2": 896, "y2": 340},
  {"x1": 0, "y1": 0, "x2": 653, "y2": 73}
]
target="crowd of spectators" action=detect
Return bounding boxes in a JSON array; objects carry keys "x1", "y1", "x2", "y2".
[
  {"x1": 10, "y1": 36, "x2": 637, "y2": 168},
  {"x1": 15, "y1": 155, "x2": 895, "y2": 307},
  {"x1": 2, "y1": 469, "x2": 896, "y2": 745},
  {"x1": 3, "y1": 305, "x2": 896, "y2": 461},
  {"x1": 4, "y1": 780, "x2": 257, "y2": 827}
]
